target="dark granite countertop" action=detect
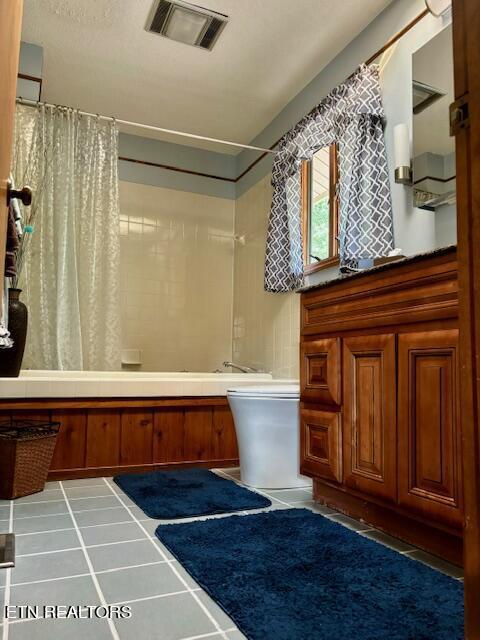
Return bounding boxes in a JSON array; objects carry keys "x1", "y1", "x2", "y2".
[{"x1": 297, "y1": 245, "x2": 457, "y2": 294}]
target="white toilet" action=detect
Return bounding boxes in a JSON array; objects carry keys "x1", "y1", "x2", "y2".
[{"x1": 227, "y1": 384, "x2": 310, "y2": 489}]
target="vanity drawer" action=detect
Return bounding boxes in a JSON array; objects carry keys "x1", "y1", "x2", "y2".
[
  {"x1": 300, "y1": 338, "x2": 341, "y2": 406},
  {"x1": 300, "y1": 409, "x2": 342, "y2": 483}
]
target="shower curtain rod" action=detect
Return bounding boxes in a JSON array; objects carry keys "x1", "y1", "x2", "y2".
[{"x1": 15, "y1": 97, "x2": 278, "y2": 155}]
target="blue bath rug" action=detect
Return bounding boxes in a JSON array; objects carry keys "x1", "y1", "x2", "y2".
[
  {"x1": 113, "y1": 468, "x2": 271, "y2": 519},
  {"x1": 156, "y1": 508, "x2": 463, "y2": 640}
]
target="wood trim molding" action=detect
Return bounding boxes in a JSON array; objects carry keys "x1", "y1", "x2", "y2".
[
  {"x1": 17, "y1": 72, "x2": 41, "y2": 85},
  {"x1": 414, "y1": 174, "x2": 457, "y2": 185},
  {"x1": 118, "y1": 156, "x2": 236, "y2": 183},
  {"x1": 364, "y1": 9, "x2": 429, "y2": 66},
  {"x1": 0, "y1": 396, "x2": 230, "y2": 411},
  {"x1": 452, "y1": 0, "x2": 480, "y2": 634},
  {"x1": 301, "y1": 144, "x2": 340, "y2": 275},
  {"x1": 304, "y1": 256, "x2": 340, "y2": 275},
  {"x1": 17, "y1": 72, "x2": 43, "y2": 101},
  {"x1": 313, "y1": 479, "x2": 463, "y2": 566},
  {"x1": 48, "y1": 458, "x2": 239, "y2": 481}
]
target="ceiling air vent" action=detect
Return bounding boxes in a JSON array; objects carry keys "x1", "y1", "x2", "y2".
[{"x1": 146, "y1": 0, "x2": 228, "y2": 51}]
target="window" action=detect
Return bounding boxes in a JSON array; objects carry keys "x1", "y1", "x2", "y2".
[{"x1": 301, "y1": 144, "x2": 339, "y2": 274}]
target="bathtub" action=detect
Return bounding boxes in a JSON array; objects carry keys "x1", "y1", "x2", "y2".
[{"x1": 0, "y1": 370, "x2": 298, "y2": 399}]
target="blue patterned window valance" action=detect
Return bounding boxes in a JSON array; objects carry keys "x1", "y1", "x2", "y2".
[{"x1": 264, "y1": 64, "x2": 394, "y2": 292}]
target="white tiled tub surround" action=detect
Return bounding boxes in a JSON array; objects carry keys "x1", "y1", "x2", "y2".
[
  {"x1": 233, "y1": 175, "x2": 300, "y2": 380},
  {"x1": 119, "y1": 181, "x2": 235, "y2": 373},
  {"x1": 0, "y1": 371, "x2": 298, "y2": 399}
]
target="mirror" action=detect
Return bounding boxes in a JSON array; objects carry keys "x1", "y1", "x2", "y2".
[{"x1": 412, "y1": 25, "x2": 456, "y2": 243}]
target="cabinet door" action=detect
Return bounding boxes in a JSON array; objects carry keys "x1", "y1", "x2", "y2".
[
  {"x1": 343, "y1": 334, "x2": 396, "y2": 502},
  {"x1": 300, "y1": 338, "x2": 341, "y2": 406},
  {"x1": 398, "y1": 330, "x2": 462, "y2": 528},
  {"x1": 300, "y1": 409, "x2": 342, "y2": 482}
]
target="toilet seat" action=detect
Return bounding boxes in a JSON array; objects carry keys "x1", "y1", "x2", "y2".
[{"x1": 227, "y1": 384, "x2": 299, "y2": 399}]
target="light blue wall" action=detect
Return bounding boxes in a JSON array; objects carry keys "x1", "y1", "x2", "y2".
[
  {"x1": 19, "y1": 0, "x2": 456, "y2": 247},
  {"x1": 233, "y1": 0, "x2": 456, "y2": 287},
  {"x1": 235, "y1": 0, "x2": 427, "y2": 197},
  {"x1": 18, "y1": 41, "x2": 237, "y2": 200},
  {"x1": 17, "y1": 42, "x2": 43, "y2": 101},
  {"x1": 118, "y1": 133, "x2": 236, "y2": 199}
]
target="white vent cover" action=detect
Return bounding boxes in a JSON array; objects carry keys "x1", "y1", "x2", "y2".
[{"x1": 146, "y1": 0, "x2": 228, "y2": 51}]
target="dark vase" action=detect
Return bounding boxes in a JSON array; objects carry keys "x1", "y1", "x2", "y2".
[{"x1": 0, "y1": 288, "x2": 28, "y2": 377}]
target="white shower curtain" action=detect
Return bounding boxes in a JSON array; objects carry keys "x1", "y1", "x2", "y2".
[{"x1": 12, "y1": 104, "x2": 121, "y2": 370}]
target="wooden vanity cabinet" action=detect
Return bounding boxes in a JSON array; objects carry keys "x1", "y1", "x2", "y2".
[
  {"x1": 343, "y1": 333, "x2": 397, "y2": 503},
  {"x1": 300, "y1": 408, "x2": 342, "y2": 482},
  {"x1": 397, "y1": 330, "x2": 462, "y2": 529},
  {"x1": 300, "y1": 338, "x2": 341, "y2": 406},
  {"x1": 300, "y1": 248, "x2": 463, "y2": 563}
]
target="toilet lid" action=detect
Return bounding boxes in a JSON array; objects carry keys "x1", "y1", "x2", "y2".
[{"x1": 227, "y1": 384, "x2": 300, "y2": 399}]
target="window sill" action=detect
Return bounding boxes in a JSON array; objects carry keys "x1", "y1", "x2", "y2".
[{"x1": 304, "y1": 255, "x2": 340, "y2": 275}]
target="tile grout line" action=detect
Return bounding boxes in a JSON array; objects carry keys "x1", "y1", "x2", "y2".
[
  {"x1": 2, "y1": 499, "x2": 13, "y2": 640},
  {"x1": 96, "y1": 560, "x2": 171, "y2": 575},
  {"x1": 0, "y1": 499, "x2": 65, "y2": 506},
  {"x1": 16, "y1": 546, "x2": 83, "y2": 558},
  {"x1": 214, "y1": 469, "x2": 293, "y2": 507},
  {"x1": 16, "y1": 537, "x2": 152, "y2": 557},
  {"x1": 103, "y1": 478, "x2": 230, "y2": 640},
  {"x1": 59, "y1": 481, "x2": 120, "y2": 640},
  {"x1": 179, "y1": 629, "x2": 237, "y2": 640},
  {"x1": 15, "y1": 527, "x2": 76, "y2": 537},
  {"x1": 110, "y1": 587, "x2": 201, "y2": 607},
  {"x1": 7, "y1": 588, "x2": 204, "y2": 626},
  {"x1": 7, "y1": 493, "x2": 115, "y2": 506},
  {"x1": 14, "y1": 520, "x2": 137, "y2": 537},
  {"x1": 13, "y1": 505, "x2": 130, "y2": 520},
  {"x1": 12, "y1": 512, "x2": 71, "y2": 521},
  {"x1": 11, "y1": 573, "x2": 91, "y2": 587},
  {"x1": 10, "y1": 559, "x2": 175, "y2": 586}
]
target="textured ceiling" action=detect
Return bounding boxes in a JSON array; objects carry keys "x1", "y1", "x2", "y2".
[{"x1": 22, "y1": 0, "x2": 394, "y2": 150}]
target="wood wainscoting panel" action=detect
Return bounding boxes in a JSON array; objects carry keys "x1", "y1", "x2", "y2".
[
  {"x1": 153, "y1": 409, "x2": 185, "y2": 463},
  {"x1": 50, "y1": 410, "x2": 87, "y2": 470},
  {"x1": 300, "y1": 408, "x2": 342, "y2": 482},
  {"x1": 120, "y1": 409, "x2": 154, "y2": 465},
  {"x1": 398, "y1": 330, "x2": 463, "y2": 528},
  {"x1": 184, "y1": 408, "x2": 214, "y2": 461},
  {"x1": 212, "y1": 406, "x2": 238, "y2": 460},
  {"x1": 300, "y1": 338, "x2": 341, "y2": 406},
  {"x1": 2, "y1": 397, "x2": 238, "y2": 478},
  {"x1": 343, "y1": 334, "x2": 397, "y2": 502},
  {"x1": 85, "y1": 410, "x2": 121, "y2": 468}
]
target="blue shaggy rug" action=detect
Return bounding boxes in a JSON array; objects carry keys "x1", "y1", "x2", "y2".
[
  {"x1": 156, "y1": 508, "x2": 463, "y2": 640},
  {"x1": 113, "y1": 468, "x2": 270, "y2": 519}
]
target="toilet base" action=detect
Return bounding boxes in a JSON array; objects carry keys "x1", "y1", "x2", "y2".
[{"x1": 240, "y1": 474, "x2": 312, "y2": 491}]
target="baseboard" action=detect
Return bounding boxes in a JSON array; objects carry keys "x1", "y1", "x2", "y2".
[
  {"x1": 48, "y1": 459, "x2": 240, "y2": 481},
  {"x1": 313, "y1": 479, "x2": 463, "y2": 566}
]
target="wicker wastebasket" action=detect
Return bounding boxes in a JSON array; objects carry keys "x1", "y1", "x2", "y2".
[{"x1": 0, "y1": 420, "x2": 60, "y2": 499}]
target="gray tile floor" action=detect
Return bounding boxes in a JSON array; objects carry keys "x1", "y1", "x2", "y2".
[{"x1": 0, "y1": 467, "x2": 463, "y2": 640}]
